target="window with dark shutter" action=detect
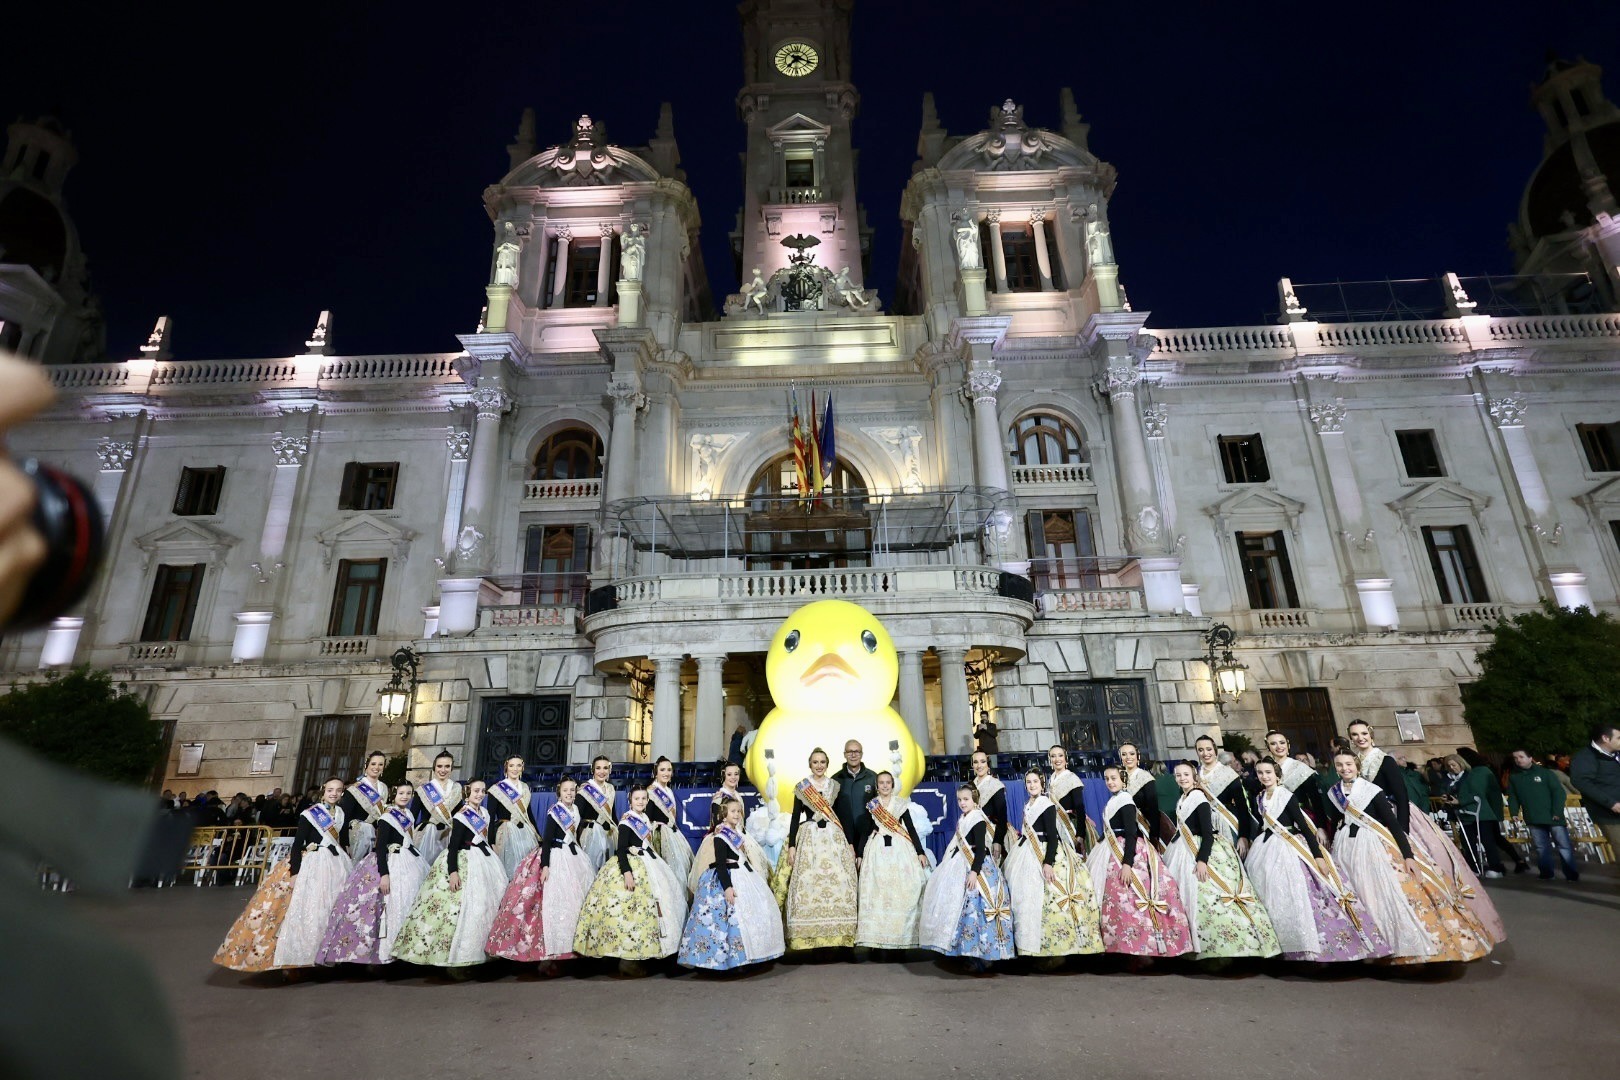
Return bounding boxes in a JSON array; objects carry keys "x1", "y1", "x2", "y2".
[
  {"x1": 328, "y1": 558, "x2": 387, "y2": 636},
  {"x1": 1422, "y1": 525, "x2": 1488, "y2": 604},
  {"x1": 1218, "y1": 435, "x2": 1270, "y2": 484},
  {"x1": 141, "y1": 563, "x2": 205, "y2": 641},
  {"x1": 1395, "y1": 430, "x2": 1444, "y2": 478},
  {"x1": 1577, "y1": 423, "x2": 1620, "y2": 472},
  {"x1": 173, "y1": 467, "x2": 226, "y2": 515},
  {"x1": 338, "y1": 462, "x2": 398, "y2": 511},
  {"x1": 1236, "y1": 531, "x2": 1299, "y2": 609}
]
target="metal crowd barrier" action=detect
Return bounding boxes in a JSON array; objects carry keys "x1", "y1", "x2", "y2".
[{"x1": 176, "y1": 825, "x2": 296, "y2": 887}]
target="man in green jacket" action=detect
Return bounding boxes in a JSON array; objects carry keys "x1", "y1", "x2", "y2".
[
  {"x1": 1454, "y1": 746, "x2": 1526, "y2": 877},
  {"x1": 1507, "y1": 749, "x2": 1579, "y2": 882}
]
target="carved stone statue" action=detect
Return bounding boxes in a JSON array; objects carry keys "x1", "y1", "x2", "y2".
[
  {"x1": 493, "y1": 222, "x2": 520, "y2": 287},
  {"x1": 829, "y1": 266, "x2": 870, "y2": 308},
  {"x1": 741, "y1": 267, "x2": 770, "y2": 314},
  {"x1": 689, "y1": 433, "x2": 738, "y2": 499},
  {"x1": 952, "y1": 214, "x2": 982, "y2": 270},
  {"x1": 1083, "y1": 205, "x2": 1114, "y2": 267},
  {"x1": 983, "y1": 509, "x2": 1015, "y2": 558},
  {"x1": 619, "y1": 222, "x2": 646, "y2": 282}
]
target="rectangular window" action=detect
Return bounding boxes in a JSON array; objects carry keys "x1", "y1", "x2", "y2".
[
  {"x1": 565, "y1": 241, "x2": 603, "y2": 306},
  {"x1": 522, "y1": 525, "x2": 590, "y2": 605},
  {"x1": 172, "y1": 466, "x2": 226, "y2": 516},
  {"x1": 1026, "y1": 509, "x2": 1099, "y2": 590},
  {"x1": 1236, "y1": 531, "x2": 1299, "y2": 609},
  {"x1": 141, "y1": 563, "x2": 205, "y2": 642},
  {"x1": 1000, "y1": 225, "x2": 1040, "y2": 291},
  {"x1": 1422, "y1": 525, "x2": 1488, "y2": 604},
  {"x1": 292, "y1": 714, "x2": 370, "y2": 796},
  {"x1": 1219, "y1": 434, "x2": 1271, "y2": 484},
  {"x1": 338, "y1": 462, "x2": 398, "y2": 511},
  {"x1": 327, "y1": 558, "x2": 387, "y2": 636},
  {"x1": 1577, "y1": 422, "x2": 1620, "y2": 472},
  {"x1": 785, "y1": 156, "x2": 815, "y2": 188},
  {"x1": 1395, "y1": 430, "x2": 1444, "y2": 478}
]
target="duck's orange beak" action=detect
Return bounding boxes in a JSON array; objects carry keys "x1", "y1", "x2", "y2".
[{"x1": 800, "y1": 652, "x2": 858, "y2": 687}]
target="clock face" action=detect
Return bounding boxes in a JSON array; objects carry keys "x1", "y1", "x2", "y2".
[{"x1": 774, "y1": 41, "x2": 820, "y2": 77}]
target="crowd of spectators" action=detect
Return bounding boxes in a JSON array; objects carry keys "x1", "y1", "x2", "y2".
[{"x1": 157, "y1": 786, "x2": 319, "y2": 831}]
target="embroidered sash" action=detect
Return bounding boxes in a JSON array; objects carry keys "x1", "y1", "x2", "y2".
[
  {"x1": 418, "y1": 779, "x2": 459, "y2": 827},
  {"x1": 350, "y1": 777, "x2": 385, "y2": 822},
  {"x1": 381, "y1": 807, "x2": 416, "y2": 845},
  {"x1": 953, "y1": 813, "x2": 1010, "y2": 940},
  {"x1": 491, "y1": 779, "x2": 534, "y2": 830},
  {"x1": 620, "y1": 812, "x2": 653, "y2": 846},
  {"x1": 303, "y1": 804, "x2": 344, "y2": 850},
  {"x1": 454, "y1": 805, "x2": 489, "y2": 839},
  {"x1": 1124, "y1": 767, "x2": 1155, "y2": 795},
  {"x1": 1333, "y1": 783, "x2": 1454, "y2": 901},
  {"x1": 867, "y1": 797, "x2": 911, "y2": 840},
  {"x1": 711, "y1": 786, "x2": 742, "y2": 804},
  {"x1": 796, "y1": 778, "x2": 845, "y2": 838},
  {"x1": 1104, "y1": 826, "x2": 1170, "y2": 930},
  {"x1": 580, "y1": 780, "x2": 614, "y2": 821},
  {"x1": 548, "y1": 801, "x2": 579, "y2": 835},
  {"x1": 1259, "y1": 792, "x2": 1363, "y2": 932},
  {"x1": 1195, "y1": 781, "x2": 1243, "y2": 840},
  {"x1": 715, "y1": 824, "x2": 745, "y2": 858},
  {"x1": 1177, "y1": 818, "x2": 1262, "y2": 926},
  {"x1": 649, "y1": 783, "x2": 679, "y2": 826}
]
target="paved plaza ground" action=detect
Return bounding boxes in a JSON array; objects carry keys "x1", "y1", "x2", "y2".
[{"x1": 67, "y1": 870, "x2": 1620, "y2": 1079}]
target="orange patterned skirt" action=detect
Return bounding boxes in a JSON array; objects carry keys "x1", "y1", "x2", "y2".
[{"x1": 213, "y1": 860, "x2": 296, "y2": 972}]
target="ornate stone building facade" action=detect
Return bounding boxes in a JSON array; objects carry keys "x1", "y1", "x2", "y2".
[{"x1": 8, "y1": 3, "x2": 1620, "y2": 795}]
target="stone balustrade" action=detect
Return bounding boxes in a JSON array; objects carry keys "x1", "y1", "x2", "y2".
[
  {"x1": 522, "y1": 477, "x2": 603, "y2": 502},
  {"x1": 1011, "y1": 462, "x2": 1093, "y2": 485},
  {"x1": 1040, "y1": 588, "x2": 1145, "y2": 614},
  {"x1": 478, "y1": 605, "x2": 576, "y2": 631}
]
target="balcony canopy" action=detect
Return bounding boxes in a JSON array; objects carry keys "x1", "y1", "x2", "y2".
[{"x1": 602, "y1": 487, "x2": 1010, "y2": 565}]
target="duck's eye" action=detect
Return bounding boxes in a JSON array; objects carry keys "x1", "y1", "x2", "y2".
[
  {"x1": 784, "y1": 629, "x2": 800, "y2": 652},
  {"x1": 861, "y1": 629, "x2": 877, "y2": 653}
]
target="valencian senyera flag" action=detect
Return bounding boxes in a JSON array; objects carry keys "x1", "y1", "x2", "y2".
[{"x1": 789, "y1": 384, "x2": 809, "y2": 502}]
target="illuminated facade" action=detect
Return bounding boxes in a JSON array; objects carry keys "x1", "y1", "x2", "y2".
[{"x1": 8, "y1": 4, "x2": 1620, "y2": 794}]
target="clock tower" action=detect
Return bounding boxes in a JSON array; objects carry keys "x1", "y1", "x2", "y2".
[{"x1": 732, "y1": 0, "x2": 872, "y2": 294}]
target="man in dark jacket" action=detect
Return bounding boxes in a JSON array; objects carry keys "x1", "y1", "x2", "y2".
[
  {"x1": 1508, "y1": 749, "x2": 1578, "y2": 881},
  {"x1": 1570, "y1": 723, "x2": 1620, "y2": 856},
  {"x1": 829, "y1": 739, "x2": 878, "y2": 842}
]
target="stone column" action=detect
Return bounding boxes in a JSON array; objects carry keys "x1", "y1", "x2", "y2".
[
  {"x1": 92, "y1": 439, "x2": 134, "y2": 529},
  {"x1": 1031, "y1": 211, "x2": 1054, "y2": 291},
  {"x1": 549, "y1": 228, "x2": 571, "y2": 308},
  {"x1": 1306, "y1": 400, "x2": 1394, "y2": 629},
  {"x1": 1488, "y1": 395, "x2": 1582, "y2": 606},
  {"x1": 695, "y1": 654, "x2": 726, "y2": 760},
  {"x1": 897, "y1": 649, "x2": 929, "y2": 751},
  {"x1": 937, "y1": 647, "x2": 973, "y2": 755},
  {"x1": 965, "y1": 366, "x2": 1009, "y2": 494},
  {"x1": 38, "y1": 617, "x2": 83, "y2": 668},
  {"x1": 232, "y1": 432, "x2": 310, "y2": 662},
  {"x1": 441, "y1": 429, "x2": 472, "y2": 561},
  {"x1": 594, "y1": 224, "x2": 614, "y2": 308},
  {"x1": 455, "y1": 385, "x2": 512, "y2": 576},
  {"x1": 603, "y1": 376, "x2": 646, "y2": 505},
  {"x1": 986, "y1": 211, "x2": 1009, "y2": 293},
  {"x1": 651, "y1": 654, "x2": 683, "y2": 762},
  {"x1": 1099, "y1": 365, "x2": 1162, "y2": 553}
]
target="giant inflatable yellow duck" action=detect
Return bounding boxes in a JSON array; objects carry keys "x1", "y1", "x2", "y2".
[{"x1": 744, "y1": 599, "x2": 926, "y2": 813}]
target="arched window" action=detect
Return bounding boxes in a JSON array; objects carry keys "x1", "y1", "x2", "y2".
[
  {"x1": 744, "y1": 455, "x2": 870, "y2": 569},
  {"x1": 747, "y1": 455, "x2": 867, "y2": 506},
  {"x1": 1009, "y1": 413, "x2": 1085, "y2": 467},
  {"x1": 532, "y1": 428, "x2": 604, "y2": 480}
]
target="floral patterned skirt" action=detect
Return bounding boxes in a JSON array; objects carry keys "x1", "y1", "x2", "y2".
[
  {"x1": 1083, "y1": 840, "x2": 1193, "y2": 958},
  {"x1": 784, "y1": 822, "x2": 858, "y2": 950},
  {"x1": 316, "y1": 854, "x2": 386, "y2": 965},
  {"x1": 677, "y1": 864, "x2": 785, "y2": 970},
  {"x1": 919, "y1": 850, "x2": 1015, "y2": 961},
  {"x1": 272, "y1": 848, "x2": 354, "y2": 968},
  {"x1": 855, "y1": 834, "x2": 930, "y2": 949},
  {"x1": 213, "y1": 860, "x2": 296, "y2": 972},
  {"x1": 1164, "y1": 836, "x2": 1280, "y2": 959},
  {"x1": 391, "y1": 847, "x2": 509, "y2": 967},
  {"x1": 1245, "y1": 834, "x2": 1390, "y2": 962},
  {"x1": 1005, "y1": 837, "x2": 1102, "y2": 957},
  {"x1": 485, "y1": 841, "x2": 593, "y2": 962},
  {"x1": 574, "y1": 854, "x2": 672, "y2": 960},
  {"x1": 1334, "y1": 829, "x2": 1490, "y2": 964},
  {"x1": 1408, "y1": 811, "x2": 1506, "y2": 944}
]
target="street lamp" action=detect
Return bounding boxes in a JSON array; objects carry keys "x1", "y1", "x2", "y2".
[
  {"x1": 1202, "y1": 622, "x2": 1248, "y2": 717},
  {"x1": 378, "y1": 646, "x2": 420, "y2": 723}
]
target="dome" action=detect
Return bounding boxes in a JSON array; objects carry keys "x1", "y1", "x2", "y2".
[{"x1": 1522, "y1": 120, "x2": 1620, "y2": 238}]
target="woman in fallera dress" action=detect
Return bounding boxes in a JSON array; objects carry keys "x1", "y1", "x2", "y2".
[
  {"x1": 1085, "y1": 767, "x2": 1193, "y2": 959},
  {"x1": 969, "y1": 751, "x2": 1008, "y2": 864},
  {"x1": 854, "y1": 770, "x2": 932, "y2": 951},
  {"x1": 678, "y1": 796, "x2": 786, "y2": 971},
  {"x1": 487, "y1": 755, "x2": 537, "y2": 881},
  {"x1": 919, "y1": 784, "x2": 1015, "y2": 967},
  {"x1": 317, "y1": 783, "x2": 429, "y2": 965},
  {"x1": 574, "y1": 787, "x2": 688, "y2": 966},
  {"x1": 486, "y1": 777, "x2": 594, "y2": 968},
  {"x1": 214, "y1": 777, "x2": 351, "y2": 973},
  {"x1": 413, "y1": 749, "x2": 463, "y2": 866},
  {"x1": 338, "y1": 751, "x2": 388, "y2": 863},
  {"x1": 647, "y1": 756, "x2": 695, "y2": 888},
  {"x1": 1244, "y1": 760, "x2": 1389, "y2": 963},
  {"x1": 1006, "y1": 770, "x2": 1102, "y2": 960},
  {"x1": 692, "y1": 764, "x2": 774, "y2": 892},
  {"x1": 783, "y1": 747, "x2": 860, "y2": 951},
  {"x1": 1163, "y1": 763, "x2": 1281, "y2": 961},
  {"x1": 392, "y1": 779, "x2": 510, "y2": 970},
  {"x1": 576, "y1": 755, "x2": 618, "y2": 870},
  {"x1": 1326, "y1": 751, "x2": 1491, "y2": 965},
  {"x1": 1045, "y1": 745, "x2": 1094, "y2": 852}
]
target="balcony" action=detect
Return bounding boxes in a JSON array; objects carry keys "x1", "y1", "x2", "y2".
[
  {"x1": 1030, "y1": 558, "x2": 1147, "y2": 618},
  {"x1": 1012, "y1": 462, "x2": 1093, "y2": 486},
  {"x1": 1442, "y1": 603, "x2": 1506, "y2": 629},
  {"x1": 128, "y1": 642, "x2": 186, "y2": 664},
  {"x1": 316, "y1": 636, "x2": 375, "y2": 658},
  {"x1": 522, "y1": 477, "x2": 602, "y2": 504},
  {"x1": 769, "y1": 186, "x2": 826, "y2": 204},
  {"x1": 1244, "y1": 608, "x2": 1316, "y2": 632}
]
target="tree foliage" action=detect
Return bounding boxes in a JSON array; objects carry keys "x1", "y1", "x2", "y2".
[
  {"x1": 1461, "y1": 604, "x2": 1620, "y2": 756},
  {"x1": 0, "y1": 667, "x2": 165, "y2": 784}
]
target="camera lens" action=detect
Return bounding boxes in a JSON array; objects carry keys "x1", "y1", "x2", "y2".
[{"x1": 2, "y1": 459, "x2": 105, "y2": 631}]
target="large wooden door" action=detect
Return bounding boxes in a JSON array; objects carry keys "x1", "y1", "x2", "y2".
[
  {"x1": 473, "y1": 696, "x2": 570, "y2": 780},
  {"x1": 1260, "y1": 688, "x2": 1337, "y2": 761}
]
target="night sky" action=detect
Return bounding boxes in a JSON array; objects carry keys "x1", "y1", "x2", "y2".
[{"x1": 6, "y1": 0, "x2": 1618, "y2": 361}]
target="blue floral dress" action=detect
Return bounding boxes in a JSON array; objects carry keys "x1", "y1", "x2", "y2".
[{"x1": 678, "y1": 825, "x2": 784, "y2": 970}]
